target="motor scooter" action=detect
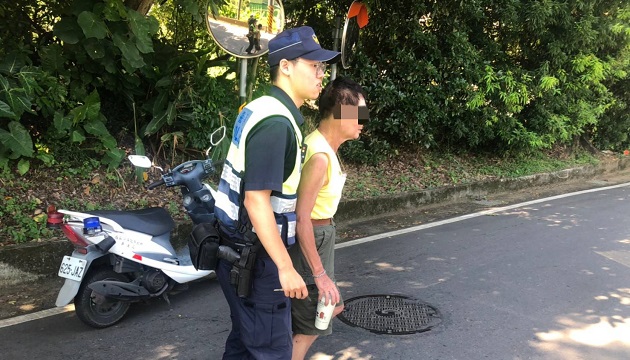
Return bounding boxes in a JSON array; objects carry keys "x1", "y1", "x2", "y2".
[{"x1": 46, "y1": 127, "x2": 233, "y2": 328}]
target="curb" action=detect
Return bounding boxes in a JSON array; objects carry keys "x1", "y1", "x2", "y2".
[
  {"x1": 335, "y1": 156, "x2": 630, "y2": 222},
  {"x1": 1, "y1": 156, "x2": 629, "y2": 277}
]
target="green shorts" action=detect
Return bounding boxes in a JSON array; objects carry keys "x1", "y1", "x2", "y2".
[
  {"x1": 289, "y1": 223, "x2": 343, "y2": 336},
  {"x1": 291, "y1": 284, "x2": 343, "y2": 335}
]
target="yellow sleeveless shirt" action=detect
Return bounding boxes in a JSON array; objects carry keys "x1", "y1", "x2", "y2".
[{"x1": 304, "y1": 129, "x2": 347, "y2": 219}]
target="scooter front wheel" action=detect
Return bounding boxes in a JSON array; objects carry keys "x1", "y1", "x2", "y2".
[{"x1": 74, "y1": 267, "x2": 131, "y2": 328}]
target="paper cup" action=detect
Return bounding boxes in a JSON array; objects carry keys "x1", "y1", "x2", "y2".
[{"x1": 314, "y1": 297, "x2": 336, "y2": 330}]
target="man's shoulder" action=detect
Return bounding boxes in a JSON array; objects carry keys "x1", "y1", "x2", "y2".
[
  {"x1": 244, "y1": 118, "x2": 296, "y2": 159},
  {"x1": 304, "y1": 129, "x2": 320, "y2": 142}
]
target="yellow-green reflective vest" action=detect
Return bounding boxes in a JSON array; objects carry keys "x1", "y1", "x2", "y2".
[{"x1": 214, "y1": 96, "x2": 302, "y2": 245}]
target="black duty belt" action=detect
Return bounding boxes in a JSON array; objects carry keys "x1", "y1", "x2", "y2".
[{"x1": 218, "y1": 229, "x2": 270, "y2": 259}]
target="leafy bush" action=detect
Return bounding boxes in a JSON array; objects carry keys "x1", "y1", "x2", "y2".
[
  {"x1": 298, "y1": 0, "x2": 630, "y2": 160},
  {"x1": 0, "y1": 0, "x2": 239, "y2": 173},
  {"x1": 3, "y1": 0, "x2": 630, "y2": 172}
]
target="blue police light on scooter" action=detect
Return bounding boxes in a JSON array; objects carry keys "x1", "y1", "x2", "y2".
[{"x1": 83, "y1": 217, "x2": 102, "y2": 235}]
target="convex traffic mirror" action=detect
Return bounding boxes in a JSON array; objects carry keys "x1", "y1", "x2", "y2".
[{"x1": 206, "y1": 0, "x2": 285, "y2": 58}]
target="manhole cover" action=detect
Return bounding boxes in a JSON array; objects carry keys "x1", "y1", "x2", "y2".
[{"x1": 337, "y1": 294, "x2": 441, "y2": 335}]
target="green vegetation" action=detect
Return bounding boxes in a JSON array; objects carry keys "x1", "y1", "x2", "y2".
[
  {"x1": 0, "y1": 0, "x2": 235, "y2": 174},
  {"x1": 0, "y1": 149, "x2": 609, "y2": 245},
  {"x1": 0, "y1": 188, "x2": 52, "y2": 244},
  {"x1": 473, "y1": 153, "x2": 598, "y2": 178},
  {"x1": 342, "y1": 149, "x2": 602, "y2": 199},
  {"x1": 1, "y1": 0, "x2": 630, "y2": 244},
  {"x1": 2, "y1": 0, "x2": 630, "y2": 171}
]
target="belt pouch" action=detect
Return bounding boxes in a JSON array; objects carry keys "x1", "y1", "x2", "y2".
[{"x1": 188, "y1": 222, "x2": 220, "y2": 271}]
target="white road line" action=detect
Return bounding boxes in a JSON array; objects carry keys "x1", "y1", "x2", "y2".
[
  {"x1": 2, "y1": 181, "x2": 630, "y2": 328},
  {"x1": 336, "y1": 181, "x2": 630, "y2": 249},
  {"x1": 0, "y1": 305, "x2": 74, "y2": 329}
]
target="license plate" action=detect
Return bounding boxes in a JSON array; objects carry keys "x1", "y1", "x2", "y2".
[{"x1": 58, "y1": 256, "x2": 87, "y2": 281}]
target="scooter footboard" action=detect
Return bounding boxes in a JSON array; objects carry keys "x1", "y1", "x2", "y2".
[{"x1": 162, "y1": 266, "x2": 214, "y2": 284}]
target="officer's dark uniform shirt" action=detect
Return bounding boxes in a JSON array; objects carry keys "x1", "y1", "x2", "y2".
[{"x1": 239, "y1": 85, "x2": 304, "y2": 229}]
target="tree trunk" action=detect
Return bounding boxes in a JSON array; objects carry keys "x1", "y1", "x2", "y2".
[
  {"x1": 125, "y1": 0, "x2": 155, "y2": 15},
  {"x1": 577, "y1": 134, "x2": 599, "y2": 154}
]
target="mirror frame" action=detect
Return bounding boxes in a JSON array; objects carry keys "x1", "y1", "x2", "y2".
[{"x1": 341, "y1": 12, "x2": 359, "y2": 69}]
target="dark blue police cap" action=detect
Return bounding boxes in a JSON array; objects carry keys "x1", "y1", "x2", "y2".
[{"x1": 268, "y1": 26, "x2": 340, "y2": 67}]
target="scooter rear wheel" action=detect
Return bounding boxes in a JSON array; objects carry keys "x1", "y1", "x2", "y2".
[{"x1": 74, "y1": 267, "x2": 131, "y2": 328}]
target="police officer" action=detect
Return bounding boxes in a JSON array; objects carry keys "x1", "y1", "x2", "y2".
[
  {"x1": 214, "y1": 26, "x2": 340, "y2": 359},
  {"x1": 245, "y1": 17, "x2": 257, "y2": 55}
]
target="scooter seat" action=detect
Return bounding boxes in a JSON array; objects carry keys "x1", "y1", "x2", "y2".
[{"x1": 88, "y1": 207, "x2": 175, "y2": 236}]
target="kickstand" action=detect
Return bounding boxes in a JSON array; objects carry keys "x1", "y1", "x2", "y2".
[{"x1": 162, "y1": 292, "x2": 171, "y2": 306}]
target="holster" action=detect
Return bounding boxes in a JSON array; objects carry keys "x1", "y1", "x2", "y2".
[
  {"x1": 228, "y1": 245, "x2": 252, "y2": 297},
  {"x1": 228, "y1": 229, "x2": 261, "y2": 298}
]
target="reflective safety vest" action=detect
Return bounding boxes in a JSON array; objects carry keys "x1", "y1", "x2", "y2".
[{"x1": 214, "y1": 96, "x2": 303, "y2": 246}]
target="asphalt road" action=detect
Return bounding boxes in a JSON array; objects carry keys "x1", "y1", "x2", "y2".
[{"x1": 2, "y1": 184, "x2": 630, "y2": 359}]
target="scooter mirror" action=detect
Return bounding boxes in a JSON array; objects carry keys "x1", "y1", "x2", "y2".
[
  {"x1": 206, "y1": 126, "x2": 227, "y2": 157},
  {"x1": 210, "y1": 126, "x2": 226, "y2": 146},
  {"x1": 128, "y1": 155, "x2": 153, "y2": 169}
]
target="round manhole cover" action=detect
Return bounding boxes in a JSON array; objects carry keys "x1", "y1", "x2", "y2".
[{"x1": 338, "y1": 294, "x2": 441, "y2": 335}]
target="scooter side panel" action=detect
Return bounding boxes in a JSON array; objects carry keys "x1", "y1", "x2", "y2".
[
  {"x1": 108, "y1": 229, "x2": 173, "y2": 258},
  {"x1": 56, "y1": 279, "x2": 81, "y2": 306},
  {"x1": 55, "y1": 249, "x2": 110, "y2": 306}
]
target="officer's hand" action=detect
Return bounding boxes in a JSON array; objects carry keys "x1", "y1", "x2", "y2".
[
  {"x1": 315, "y1": 274, "x2": 339, "y2": 306},
  {"x1": 278, "y1": 267, "x2": 308, "y2": 299}
]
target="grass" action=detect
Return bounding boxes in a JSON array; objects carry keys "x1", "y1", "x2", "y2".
[
  {"x1": 342, "y1": 148, "x2": 604, "y2": 199},
  {"x1": 473, "y1": 152, "x2": 598, "y2": 178}
]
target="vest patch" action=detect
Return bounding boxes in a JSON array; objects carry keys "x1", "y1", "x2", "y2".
[{"x1": 233, "y1": 108, "x2": 253, "y2": 146}]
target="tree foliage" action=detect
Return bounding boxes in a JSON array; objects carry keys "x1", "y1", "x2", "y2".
[
  {"x1": 0, "y1": 0, "x2": 235, "y2": 172},
  {"x1": 1, "y1": 0, "x2": 630, "y2": 172},
  {"x1": 285, "y1": 0, "x2": 630, "y2": 159}
]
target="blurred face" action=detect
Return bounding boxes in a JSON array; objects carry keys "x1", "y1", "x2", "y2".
[{"x1": 335, "y1": 96, "x2": 367, "y2": 140}]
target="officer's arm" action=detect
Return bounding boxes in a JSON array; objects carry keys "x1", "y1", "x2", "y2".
[{"x1": 244, "y1": 189, "x2": 307, "y2": 299}]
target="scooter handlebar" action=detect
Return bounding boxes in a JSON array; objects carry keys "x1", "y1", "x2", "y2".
[
  {"x1": 147, "y1": 179, "x2": 165, "y2": 190},
  {"x1": 143, "y1": 158, "x2": 223, "y2": 190}
]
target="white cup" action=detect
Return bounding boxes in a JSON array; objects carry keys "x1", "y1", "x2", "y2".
[{"x1": 314, "y1": 297, "x2": 336, "y2": 330}]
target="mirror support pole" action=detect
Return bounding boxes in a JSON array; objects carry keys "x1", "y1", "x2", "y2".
[
  {"x1": 247, "y1": 58, "x2": 259, "y2": 102},
  {"x1": 240, "y1": 58, "x2": 248, "y2": 104},
  {"x1": 330, "y1": 16, "x2": 342, "y2": 81}
]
